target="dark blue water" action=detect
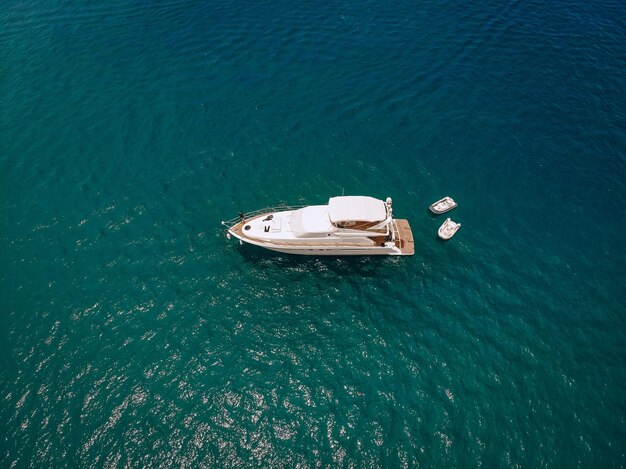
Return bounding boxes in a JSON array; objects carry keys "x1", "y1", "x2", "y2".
[{"x1": 1, "y1": 0, "x2": 625, "y2": 466}]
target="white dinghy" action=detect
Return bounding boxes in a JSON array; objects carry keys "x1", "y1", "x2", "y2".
[
  {"x1": 429, "y1": 196, "x2": 457, "y2": 214},
  {"x1": 438, "y1": 218, "x2": 461, "y2": 240}
]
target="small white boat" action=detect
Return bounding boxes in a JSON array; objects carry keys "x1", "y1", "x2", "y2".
[
  {"x1": 222, "y1": 196, "x2": 414, "y2": 256},
  {"x1": 429, "y1": 196, "x2": 457, "y2": 214},
  {"x1": 438, "y1": 218, "x2": 461, "y2": 240}
]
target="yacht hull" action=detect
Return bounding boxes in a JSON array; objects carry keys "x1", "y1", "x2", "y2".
[
  {"x1": 226, "y1": 218, "x2": 414, "y2": 256},
  {"x1": 258, "y1": 244, "x2": 403, "y2": 256}
]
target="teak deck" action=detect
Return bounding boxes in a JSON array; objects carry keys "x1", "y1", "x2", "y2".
[{"x1": 393, "y1": 219, "x2": 415, "y2": 255}]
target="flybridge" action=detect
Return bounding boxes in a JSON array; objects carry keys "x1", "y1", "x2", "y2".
[{"x1": 327, "y1": 196, "x2": 388, "y2": 223}]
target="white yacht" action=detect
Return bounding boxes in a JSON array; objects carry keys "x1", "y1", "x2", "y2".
[{"x1": 222, "y1": 196, "x2": 414, "y2": 256}]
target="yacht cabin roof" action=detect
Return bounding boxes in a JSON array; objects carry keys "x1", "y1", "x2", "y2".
[
  {"x1": 327, "y1": 196, "x2": 387, "y2": 223},
  {"x1": 290, "y1": 205, "x2": 332, "y2": 237}
]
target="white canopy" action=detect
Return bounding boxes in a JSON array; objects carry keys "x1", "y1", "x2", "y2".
[
  {"x1": 327, "y1": 196, "x2": 387, "y2": 223},
  {"x1": 290, "y1": 205, "x2": 332, "y2": 236}
]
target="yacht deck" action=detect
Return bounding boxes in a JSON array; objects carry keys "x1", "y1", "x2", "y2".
[
  {"x1": 393, "y1": 219, "x2": 414, "y2": 255},
  {"x1": 228, "y1": 215, "x2": 414, "y2": 255}
]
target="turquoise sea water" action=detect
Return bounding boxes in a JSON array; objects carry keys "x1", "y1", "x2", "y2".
[{"x1": 1, "y1": 0, "x2": 625, "y2": 466}]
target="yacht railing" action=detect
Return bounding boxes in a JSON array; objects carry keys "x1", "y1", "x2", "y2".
[
  {"x1": 221, "y1": 205, "x2": 306, "y2": 227},
  {"x1": 392, "y1": 219, "x2": 399, "y2": 243}
]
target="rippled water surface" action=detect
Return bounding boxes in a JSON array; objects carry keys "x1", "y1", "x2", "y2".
[{"x1": 1, "y1": 0, "x2": 625, "y2": 466}]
